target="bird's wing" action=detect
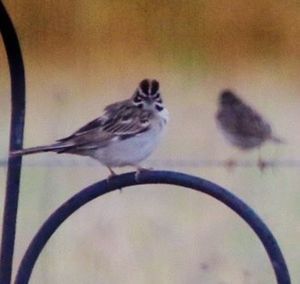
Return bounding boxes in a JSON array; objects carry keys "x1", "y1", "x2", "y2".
[
  {"x1": 57, "y1": 103, "x2": 152, "y2": 150},
  {"x1": 234, "y1": 105, "x2": 271, "y2": 137}
]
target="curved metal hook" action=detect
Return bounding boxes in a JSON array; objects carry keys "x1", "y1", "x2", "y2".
[
  {"x1": 15, "y1": 171, "x2": 290, "y2": 284},
  {"x1": 0, "y1": 2, "x2": 26, "y2": 283}
]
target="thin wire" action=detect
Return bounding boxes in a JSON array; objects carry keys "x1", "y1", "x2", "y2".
[{"x1": 1, "y1": 158, "x2": 300, "y2": 168}]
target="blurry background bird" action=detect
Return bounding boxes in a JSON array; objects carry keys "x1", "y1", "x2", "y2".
[
  {"x1": 216, "y1": 90, "x2": 284, "y2": 169},
  {"x1": 11, "y1": 79, "x2": 169, "y2": 178}
]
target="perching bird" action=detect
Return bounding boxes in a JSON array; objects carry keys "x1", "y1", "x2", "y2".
[
  {"x1": 11, "y1": 79, "x2": 169, "y2": 177},
  {"x1": 216, "y1": 90, "x2": 283, "y2": 168}
]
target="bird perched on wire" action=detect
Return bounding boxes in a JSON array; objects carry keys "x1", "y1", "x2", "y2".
[
  {"x1": 216, "y1": 90, "x2": 283, "y2": 169},
  {"x1": 11, "y1": 79, "x2": 169, "y2": 179}
]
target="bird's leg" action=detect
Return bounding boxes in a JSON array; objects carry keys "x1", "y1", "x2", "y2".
[
  {"x1": 134, "y1": 166, "x2": 152, "y2": 182},
  {"x1": 106, "y1": 167, "x2": 122, "y2": 192},
  {"x1": 222, "y1": 151, "x2": 239, "y2": 170},
  {"x1": 257, "y1": 158, "x2": 267, "y2": 172},
  {"x1": 107, "y1": 166, "x2": 117, "y2": 179},
  {"x1": 223, "y1": 158, "x2": 237, "y2": 170},
  {"x1": 257, "y1": 149, "x2": 267, "y2": 172}
]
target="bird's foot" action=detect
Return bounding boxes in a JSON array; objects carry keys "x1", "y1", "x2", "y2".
[
  {"x1": 257, "y1": 158, "x2": 268, "y2": 172},
  {"x1": 134, "y1": 167, "x2": 152, "y2": 182},
  {"x1": 106, "y1": 167, "x2": 122, "y2": 192}
]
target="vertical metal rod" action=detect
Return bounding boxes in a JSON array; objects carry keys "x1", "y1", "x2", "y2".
[{"x1": 0, "y1": 1, "x2": 26, "y2": 283}]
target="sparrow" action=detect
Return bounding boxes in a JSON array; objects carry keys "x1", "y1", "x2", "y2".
[
  {"x1": 11, "y1": 79, "x2": 169, "y2": 178},
  {"x1": 216, "y1": 90, "x2": 283, "y2": 168}
]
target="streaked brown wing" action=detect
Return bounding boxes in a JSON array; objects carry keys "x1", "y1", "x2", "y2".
[
  {"x1": 57, "y1": 116, "x2": 105, "y2": 142},
  {"x1": 103, "y1": 99, "x2": 129, "y2": 113},
  {"x1": 102, "y1": 107, "x2": 152, "y2": 137},
  {"x1": 57, "y1": 103, "x2": 152, "y2": 150},
  {"x1": 58, "y1": 99, "x2": 131, "y2": 142}
]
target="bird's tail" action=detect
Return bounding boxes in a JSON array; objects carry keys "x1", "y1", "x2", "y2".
[
  {"x1": 10, "y1": 143, "x2": 71, "y2": 157},
  {"x1": 270, "y1": 135, "x2": 285, "y2": 144}
]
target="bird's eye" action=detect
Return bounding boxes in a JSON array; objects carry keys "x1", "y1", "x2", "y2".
[
  {"x1": 151, "y1": 92, "x2": 160, "y2": 99},
  {"x1": 133, "y1": 96, "x2": 142, "y2": 103},
  {"x1": 155, "y1": 104, "x2": 163, "y2": 111},
  {"x1": 155, "y1": 96, "x2": 162, "y2": 103}
]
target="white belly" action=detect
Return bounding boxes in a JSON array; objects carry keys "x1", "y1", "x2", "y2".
[{"x1": 92, "y1": 115, "x2": 167, "y2": 167}]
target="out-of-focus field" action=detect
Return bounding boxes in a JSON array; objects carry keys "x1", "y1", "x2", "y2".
[{"x1": 1, "y1": 1, "x2": 300, "y2": 283}]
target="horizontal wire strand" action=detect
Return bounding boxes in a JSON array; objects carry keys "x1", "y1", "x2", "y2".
[{"x1": 1, "y1": 158, "x2": 300, "y2": 168}]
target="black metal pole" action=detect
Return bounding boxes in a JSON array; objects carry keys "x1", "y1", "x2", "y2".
[
  {"x1": 15, "y1": 171, "x2": 290, "y2": 284},
  {"x1": 0, "y1": 1, "x2": 26, "y2": 284}
]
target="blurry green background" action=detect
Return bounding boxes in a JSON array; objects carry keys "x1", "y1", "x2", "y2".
[{"x1": 1, "y1": 1, "x2": 300, "y2": 283}]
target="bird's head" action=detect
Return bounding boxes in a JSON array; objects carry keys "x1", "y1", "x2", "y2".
[
  {"x1": 131, "y1": 79, "x2": 164, "y2": 112},
  {"x1": 219, "y1": 90, "x2": 242, "y2": 106}
]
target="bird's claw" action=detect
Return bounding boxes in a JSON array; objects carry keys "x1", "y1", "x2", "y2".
[
  {"x1": 135, "y1": 167, "x2": 152, "y2": 182},
  {"x1": 106, "y1": 169, "x2": 122, "y2": 192}
]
